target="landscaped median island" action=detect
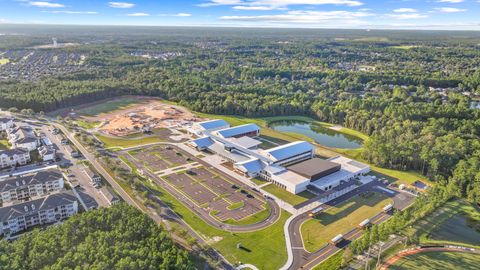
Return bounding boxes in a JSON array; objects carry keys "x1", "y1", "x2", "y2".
[
  {"x1": 301, "y1": 192, "x2": 393, "y2": 252},
  {"x1": 262, "y1": 183, "x2": 315, "y2": 206}
]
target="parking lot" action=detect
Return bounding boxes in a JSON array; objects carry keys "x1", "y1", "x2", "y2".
[
  {"x1": 128, "y1": 145, "x2": 193, "y2": 172},
  {"x1": 164, "y1": 167, "x2": 266, "y2": 222}
]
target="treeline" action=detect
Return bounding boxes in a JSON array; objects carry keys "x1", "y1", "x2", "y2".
[{"x1": 0, "y1": 203, "x2": 194, "y2": 270}]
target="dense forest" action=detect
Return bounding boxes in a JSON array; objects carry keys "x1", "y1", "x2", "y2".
[
  {"x1": 0, "y1": 26, "x2": 479, "y2": 201},
  {"x1": 0, "y1": 203, "x2": 194, "y2": 270}
]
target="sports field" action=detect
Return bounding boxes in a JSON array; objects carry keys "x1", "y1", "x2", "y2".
[
  {"x1": 411, "y1": 200, "x2": 480, "y2": 248},
  {"x1": 301, "y1": 192, "x2": 392, "y2": 252},
  {"x1": 95, "y1": 133, "x2": 165, "y2": 149},
  {"x1": 389, "y1": 251, "x2": 480, "y2": 270}
]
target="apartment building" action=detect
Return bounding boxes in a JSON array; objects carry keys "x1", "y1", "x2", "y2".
[
  {"x1": 7, "y1": 126, "x2": 39, "y2": 151},
  {"x1": 0, "y1": 118, "x2": 14, "y2": 131},
  {"x1": 0, "y1": 170, "x2": 64, "y2": 204},
  {"x1": 0, "y1": 148, "x2": 31, "y2": 169},
  {"x1": 0, "y1": 191, "x2": 78, "y2": 236}
]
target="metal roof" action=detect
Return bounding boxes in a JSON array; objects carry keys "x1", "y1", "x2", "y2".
[
  {"x1": 263, "y1": 141, "x2": 313, "y2": 162},
  {"x1": 215, "y1": 124, "x2": 260, "y2": 138},
  {"x1": 228, "y1": 136, "x2": 262, "y2": 149},
  {"x1": 196, "y1": 119, "x2": 229, "y2": 131},
  {"x1": 235, "y1": 158, "x2": 264, "y2": 174},
  {"x1": 190, "y1": 136, "x2": 214, "y2": 149}
]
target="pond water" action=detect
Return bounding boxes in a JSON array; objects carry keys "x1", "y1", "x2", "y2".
[{"x1": 269, "y1": 120, "x2": 363, "y2": 149}]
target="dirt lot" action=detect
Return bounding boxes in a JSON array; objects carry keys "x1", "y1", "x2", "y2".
[
  {"x1": 165, "y1": 167, "x2": 266, "y2": 222},
  {"x1": 81, "y1": 97, "x2": 200, "y2": 136}
]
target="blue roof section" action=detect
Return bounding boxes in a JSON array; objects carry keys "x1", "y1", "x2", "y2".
[
  {"x1": 197, "y1": 119, "x2": 229, "y2": 131},
  {"x1": 190, "y1": 137, "x2": 214, "y2": 148},
  {"x1": 264, "y1": 141, "x2": 313, "y2": 162},
  {"x1": 216, "y1": 124, "x2": 260, "y2": 138},
  {"x1": 235, "y1": 159, "x2": 264, "y2": 174}
]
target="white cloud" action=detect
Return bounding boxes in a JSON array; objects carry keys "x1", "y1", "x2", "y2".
[
  {"x1": 434, "y1": 7, "x2": 466, "y2": 13},
  {"x1": 28, "y1": 1, "x2": 64, "y2": 8},
  {"x1": 436, "y1": 0, "x2": 463, "y2": 3},
  {"x1": 220, "y1": 10, "x2": 372, "y2": 24},
  {"x1": 393, "y1": 8, "x2": 417, "y2": 13},
  {"x1": 159, "y1": 13, "x2": 192, "y2": 17},
  {"x1": 127, "y1": 12, "x2": 149, "y2": 16},
  {"x1": 109, "y1": 2, "x2": 135, "y2": 8},
  {"x1": 386, "y1": 13, "x2": 428, "y2": 19},
  {"x1": 199, "y1": 0, "x2": 364, "y2": 9},
  {"x1": 41, "y1": 10, "x2": 98, "y2": 14},
  {"x1": 175, "y1": 13, "x2": 192, "y2": 17}
]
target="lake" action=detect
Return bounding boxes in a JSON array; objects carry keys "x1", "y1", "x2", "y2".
[{"x1": 269, "y1": 120, "x2": 363, "y2": 149}]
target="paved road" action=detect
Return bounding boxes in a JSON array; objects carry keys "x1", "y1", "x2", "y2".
[
  {"x1": 287, "y1": 180, "x2": 416, "y2": 270},
  {"x1": 121, "y1": 147, "x2": 282, "y2": 233},
  {"x1": 53, "y1": 122, "x2": 235, "y2": 269}
]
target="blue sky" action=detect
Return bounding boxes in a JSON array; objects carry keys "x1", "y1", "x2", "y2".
[{"x1": 0, "y1": 0, "x2": 479, "y2": 29}]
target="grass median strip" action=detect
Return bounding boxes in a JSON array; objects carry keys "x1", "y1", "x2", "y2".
[{"x1": 301, "y1": 192, "x2": 392, "y2": 252}]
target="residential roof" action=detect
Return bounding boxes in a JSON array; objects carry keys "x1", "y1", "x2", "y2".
[
  {"x1": 235, "y1": 158, "x2": 264, "y2": 174},
  {"x1": 0, "y1": 169, "x2": 63, "y2": 192},
  {"x1": 228, "y1": 136, "x2": 262, "y2": 149},
  {"x1": 39, "y1": 146, "x2": 55, "y2": 156},
  {"x1": 262, "y1": 141, "x2": 313, "y2": 162},
  {"x1": 215, "y1": 124, "x2": 260, "y2": 138},
  {"x1": 9, "y1": 126, "x2": 36, "y2": 144},
  {"x1": 288, "y1": 158, "x2": 341, "y2": 179},
  {"x1": 0, "y1": 148, "x2": 29, "y2": 157},
  {"x1": 0, "y1": 118, "x2": 13, "y2": 124},
  {"x1": 0, "y1": 191, "x2": 77, "y2": 223},
  {"x1": 190, "y1": 136, "x2": 214, "y2": 149},
  {"x1": 195, "y1": 119, "x2": 229, "y2": 131}
]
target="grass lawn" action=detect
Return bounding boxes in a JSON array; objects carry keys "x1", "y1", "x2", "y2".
[
  {"x1": 0, "y1": 58, "x2": 9, "y2": 65},
  {"x1": 76, "y1": 97, "x2": 141, "y2": 116},
  {"x1": 312, "y1": 250, "x2": 343, "y2": 270},
  {"x1": 144, "y1": 181, "x2": 289, "y2": 270},
  {"x1": 301, "y1": 192, "x2": 392, "y2": 252},
  {"x1": 251, "y1": 177, "x2": 268, "y2": 185},
  {"x1": 95, "y1": 133, "x2": 164, "y2": 148},
  {"x1": 75, "y1": 119, "x2": 99, "y2": 129},
  {"x1": 262, "y1": 184, "x2": 315, "y2": 206},
  {"x1": 406, "y1": 200, "x2": 480, "y2": 248},
  {"x1": 0, "y1": 139, "x2": 9, "y2": 150},
  {"x1": 389, "y1": 251, "x2": 480, "y2": 270}
]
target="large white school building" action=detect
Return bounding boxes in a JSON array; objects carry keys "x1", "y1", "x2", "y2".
[{"x1": 188, "y1": 119, "x2": 369, "y2": 194}]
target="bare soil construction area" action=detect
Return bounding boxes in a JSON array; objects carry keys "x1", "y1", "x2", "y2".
[{"x1": 82, "y1": 97, "x2": 200, "y2": 136}]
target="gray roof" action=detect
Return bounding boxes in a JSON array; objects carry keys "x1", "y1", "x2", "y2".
[
  {"x1": 0, "y1": 169, "x2": 63, "y2": 192},
  {"x1": 287, "y1": 158, "x2": 341, "y2": 179},
  {"x1": 100, "y1": 186, "x2": 119, "y2": 202},
  {"x1": 0, "y1": 118, "x2": 13, "y2": 124},
  {"x1": 263, "y1": 141, "x2": 313, "y2": 162},
  {"x1": 9, "y1": 126, "x2": 37, "y2": 144},
  {"x1": 0, "y1": 148, "x2": 29, "y2": 157},
  {"x1": 229, "y1": 136, "x2": 262, "y2": 149},
  {"x1": 39, "y1": 146, "x2": 55, "y2": 156},
  {"x1": 0, "y1": 191, "x2": 77, "y2": 223},
  {"x1": 215, "y1": 124, "x2": 260, "y2": 138}
]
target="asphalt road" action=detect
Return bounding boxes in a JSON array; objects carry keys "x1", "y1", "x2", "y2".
[
  {"x1": 287, "y1": 180, "x2": 416, "y2": 270},
  {"x1": 121, "y1": 148, "x2": 283, "y2": 233}
]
